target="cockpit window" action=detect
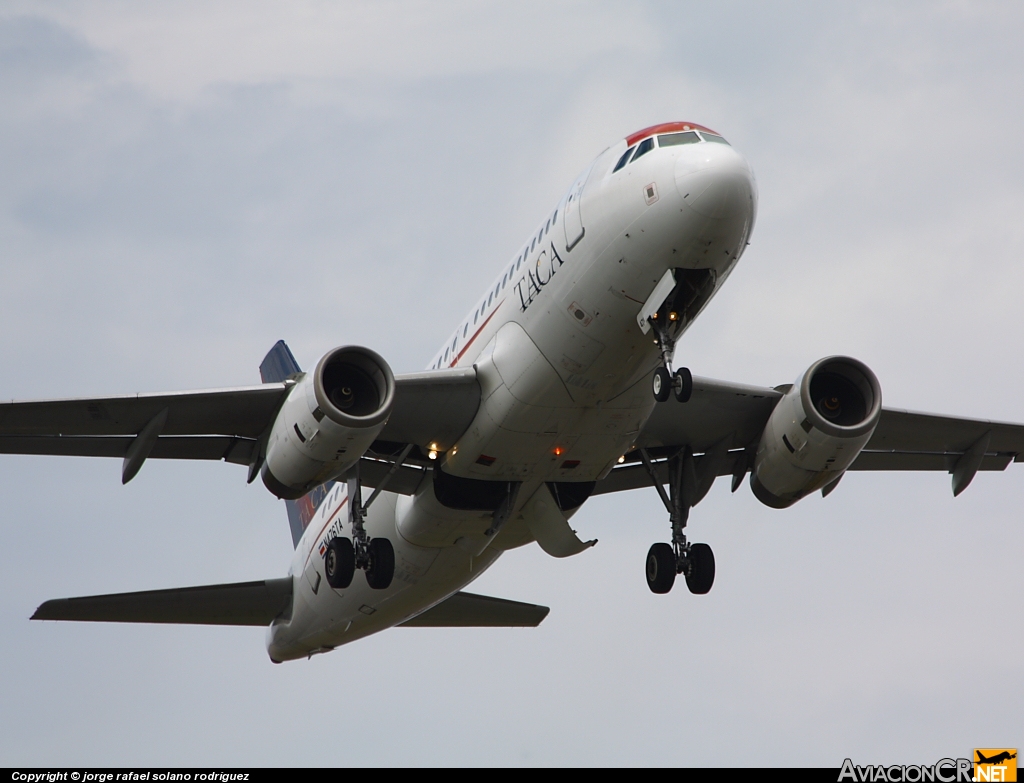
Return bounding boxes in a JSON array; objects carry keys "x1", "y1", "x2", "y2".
[
  {"x1": 613, "y1": 146, "x2": 636, "y2": 173},
  {"x1": 631, "y1": 137, "x2": 655, "y2": 163},
  {"x1": 658, "y1": 131, "x2": 700, "y2": 147},
  {"x1": 699, "y1": 132, "x2": 730, "y2": 145}
]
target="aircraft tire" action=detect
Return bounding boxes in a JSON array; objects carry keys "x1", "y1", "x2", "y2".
[
  {"x1": 685, "y1": 543, "x2": 715, "y2": 595},
  {"x1": 325, "y1": 537, "x2": 355, "y2": 589},
  {"x1": 652, "y1": 367, "x2": 672, "y2": 402},
  {"x1": 674, "y1": 367, "x2": 693, "y2": 403},
  {"x1": 366, "y1": 537, "x2": 395, "y2": 590},
  {"x1": 646, "y1": 542, "x2": 676, "y2": 594}
]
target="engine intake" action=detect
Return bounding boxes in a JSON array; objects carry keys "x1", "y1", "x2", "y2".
[
  {"x1": 313, "y1": 347, "x2": 394, "y2": 427},
  {"x1": 751, "y1": 356, "x2": 881, "y2": 509},
  {"x1": 262, "y1": 346, "x2": 395, "y2": 499}
]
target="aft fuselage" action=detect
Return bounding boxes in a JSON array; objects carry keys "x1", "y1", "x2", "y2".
[{"x1": 268, "y1": 122, "x2": 756, "y2": 661}]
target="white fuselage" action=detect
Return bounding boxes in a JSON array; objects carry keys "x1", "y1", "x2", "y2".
[{"x1": 267, "y1": 125, "x2": 756, "y2": 661}]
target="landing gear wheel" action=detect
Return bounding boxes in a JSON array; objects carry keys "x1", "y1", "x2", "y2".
[
  {"x1": 652, "y1": 367, "x2": 672, "y2": 402},
  {"x1": 673, "y1": 367, "x2": 693, "y2": 403},
  {"x1": 685, "y1": 542, "x2": 715, "y2": 595},
  {"x1": 646, "y1": 542, "x2": 676, "y2": 594},
  {"x1": 365, "y1": 537, "x2": 395, "y2": 590},
  {"x1": 324, "y1": 537, "x2": 355, "y2": 589}
]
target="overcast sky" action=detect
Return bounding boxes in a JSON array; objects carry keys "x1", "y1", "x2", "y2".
[{"x1": 1, "y1": 1, "x2": 1022, "y2": 767}]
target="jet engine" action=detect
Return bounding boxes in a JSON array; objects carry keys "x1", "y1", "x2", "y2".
[
  {"x1": 750, "y1": 356, "x2": 881, "y2": 509},
  {"x1": 261, "y1": 346, "x2": 395, "y2": 499}
]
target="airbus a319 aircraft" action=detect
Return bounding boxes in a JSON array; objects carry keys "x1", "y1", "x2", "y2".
[{"x1": 7, "y1": 122, "x2": 1024, "y2": 662}]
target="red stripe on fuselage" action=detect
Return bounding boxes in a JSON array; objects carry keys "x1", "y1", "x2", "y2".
[
  {"x1": 625, "y1": 121, "x2": 718, "y2": 147},
  {"x1": 449, "y1": 300, "x2": 503, "y2": 368},
  {"x1": 303, "y1": 496, "x2": 349, "y2": 568}
]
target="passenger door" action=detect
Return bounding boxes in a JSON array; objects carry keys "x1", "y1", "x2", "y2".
[{"x1": 563, "y1": 162, "x2": 594, "y2": 252}]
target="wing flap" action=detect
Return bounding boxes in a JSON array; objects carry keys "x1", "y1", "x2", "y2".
[
  {"x1": 31, "y1": 577, "x2": 293, "y2": 626},
  {"x1": 398, "y1": 591, "x2": 549, "y2": 627},
  {"x1": 0, "y1": 435, "x2": 257, "y2": 464},
  {"x1": 850, "y1": 452, "x2": 1013, "y2": 472},
  {"x1": 359, "y1": 456, "x2": 429, "y2": 494}
]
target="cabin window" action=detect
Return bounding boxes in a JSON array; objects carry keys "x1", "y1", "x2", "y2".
[
  {"x1": 552, "y1": 209, "x2": 558, "y2": 223},
  {"x1": 444, "y1": 348, "x2": 449, "y2": 361},
  {"x1": 658, "y1": 131, "x2": 700, "y2": 147},
  {"x1": 463, "y1": 324, "x2": 468, "y2": 337},
  {"x1": 631, "y1": 137, "x2": 654, "y2": 162},
  {"x1": 488, "y1": 292, "x2": 493, "y2": 306},
  {"x1": 613, "y1": 146, "x2": 635, "y2": 172},
  {"x1": 530, "y1": 237, "x2": 536, "y2": 252}
]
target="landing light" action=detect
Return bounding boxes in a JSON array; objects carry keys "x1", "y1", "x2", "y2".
[
  {"x1": 668, "y1": 312, "x2": 678, "y2": 321},
  {"x1": 618, "y1": 455, "x2": 626, "y2": 464},
  {"x1": 554, "y1": 447, "x2": 563, "y2": 456},
  {"x1": 428, "y1": 443, "x2": 439, "y2": 460}
]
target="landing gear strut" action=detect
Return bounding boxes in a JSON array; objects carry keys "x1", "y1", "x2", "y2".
[
  {"x1": 325, "y1": 446, "x2": 412, "y2": 591},
  {"x1": 647, "y1": 315, "x2": 692, "y2": 403},
  {"x1": 346, "y1": 467, "x2": 395, "y2": 590},
  {"x1": 639, "y1": 448, "x2": 715, "y2": 595}
]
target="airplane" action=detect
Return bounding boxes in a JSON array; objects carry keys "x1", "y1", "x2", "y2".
[
  {"x1": 976, "y1": 752, "x2": 1017, "y2": 765},
  {"x1": 6, "y1": 120, "x2": 1024, "y2": 662}
]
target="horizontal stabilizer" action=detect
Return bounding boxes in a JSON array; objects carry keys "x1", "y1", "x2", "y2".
[
  {"x1": 398, "y1": 591, "x2": 549, "y2": 628},
  {"x1": 31, "y1": 577, "x2": 292, "y2": 626}
]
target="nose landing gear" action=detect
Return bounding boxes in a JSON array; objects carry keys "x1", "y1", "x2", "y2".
[
  {"x1": 638, "y1": 448, "x2": 716, "y2": 595},
  {"x1": 647, "y1": 315, "x2": 692, "y2": 404}
]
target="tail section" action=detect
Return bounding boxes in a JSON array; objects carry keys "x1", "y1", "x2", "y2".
[{"x1": 260, "y1": 340, "x2": 337, "y2": 548}]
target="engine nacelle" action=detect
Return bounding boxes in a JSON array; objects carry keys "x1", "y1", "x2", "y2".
[
  {"x1": 751, "y1": 356, "x2": 881, "y2": 509},
  {"x1": 261, "y1": 346, "x2": 395, "y2": 499}
]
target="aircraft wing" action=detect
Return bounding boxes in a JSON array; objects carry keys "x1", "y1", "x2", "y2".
[
  {"x1": 595, "y1": 376, "x2": 1024, "y2": 496},
  {"x1": 0, "y1": 368, "x2": 480, "y2": 481}
]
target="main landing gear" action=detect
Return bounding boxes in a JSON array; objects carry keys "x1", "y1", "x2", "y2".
[
  {"x1": 638, "y1": 449, "x2": 715, "y2": 595},
  {"x1": 648, "y1": 315, "x2": 692, "y2": 403},
  {"x1": 324, "y1": 451, "x2": 412, "y2": 591}
]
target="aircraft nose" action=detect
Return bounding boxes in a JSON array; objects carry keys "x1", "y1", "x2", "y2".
[{"x1": 674, "y1": 142, "x2": 755, "y2": 220}]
